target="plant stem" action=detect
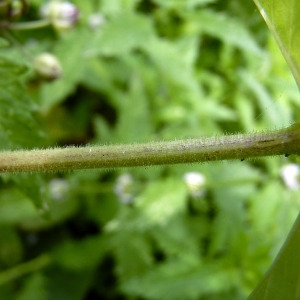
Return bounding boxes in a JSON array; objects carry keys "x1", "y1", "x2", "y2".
[
  {"x1": 7, "y1": 19, "x2": 51, "y2": 30},
  {"x1": 1, "y1": 123, "x2": 300, "y2": 173},
  {"x1": 0, "y1": 254, "x2": 51, "y2": 285}
]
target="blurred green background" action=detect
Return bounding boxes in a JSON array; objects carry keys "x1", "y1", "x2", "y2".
[{"x1": 0, "y1": 0, "x2": 300, "y2": 299}]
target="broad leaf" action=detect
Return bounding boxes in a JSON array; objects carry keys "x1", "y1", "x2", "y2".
[
  {"x1": 248, "y1": 1, "x2": 300, "y2": 298},
  {"x1": 0, "y1": 55, "x2": 44, "y2": 150},
  {"x1": 122, "y1": 260, "x2": 240, "y2": 299},
  {"x1": 85, "y1": 12, "x2": 156, "y2": 57},
  {"x1": 248, "y1": 213, "x2": 300, "y2": 300},
  {"x1": 0, "y1": 51, "x2": 49, "y2": 211},
  {"x1": 253, "y1": 0, "x2": 300, "y2": 88}
]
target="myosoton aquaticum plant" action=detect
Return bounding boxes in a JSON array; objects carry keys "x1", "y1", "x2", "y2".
[{"x1": 1, "y1": 1, "x2": 300, "y2": 300}]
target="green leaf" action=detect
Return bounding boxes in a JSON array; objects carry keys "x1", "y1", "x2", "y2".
[
  {"x1": 0, "y1": 189, "x2": 37, "y2": 224},
  {"x1": 0, "y1": 225, "x2": 22, "y2": 268},
  {"x1": 0, "y1": 54, "x2": 27, "y2": 77},
  {"x1": 0, "y1": 55, "x2": 45, "y2": 150},
  {"x1": 112, "y1": 67, "x2": 154, "y2": 142},
  {"x1": 85, "y1": 12, "x2": 156, "y2": 57},
  {"x1": 186, "y1": 10, "x2": 263, "y2": 56},
  {"x1": 52, "y1": 236, "x2": 106, "y2": 271},
  {"x1": 248, "y1": 213, "x2": 300, "y2": 300},
  {"x1": 16, "y1": 273, "x2": 47, "y2": 300},
  {"x1": 152, "y1": 0, "x2": 216, "y2": 9},
  {"x1": 9, "y1": 174, "x2": 49, "y2": 214},
  {"x1": 136, "y1": 178, "x2": 187, "y2": 227},
  {"x1": 0, "y1": 52, "x2": 49, "y2": 211},
  {"x1": 253, "y1": 0, "x2": 300, "y2": 88},
  {"x1": 209, "y1": 162, "x2": 260, "y2": 256},
  {"x1": 0, "y1": 184, "x2": 78, "y2": 229},
  {"x1": 239, "y1": 69, "x2": 290, "y2": 128},
  {"x1": 39, "y1": 266, "x2": 94, "y2": 300},
  {"x1": 122, "y1": 260, "x2": 240, "y2": 299},
  {"x1": 110, "y1": 230, "x2": 153, "y2": 281},
  {"x1": 39, "y1": 28, "x2": 93, "y2": 111},
  {"x1": 98, "y1": 0, "x2": 140, "y2": 14},
  {"x1": 0, "y1": 38, "x2": 9, "y2": 48}
]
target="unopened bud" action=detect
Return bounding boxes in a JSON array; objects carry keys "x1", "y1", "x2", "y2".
[
  {"x1": 0, "y1": 0, "x2": 26, "y2": 20},
  {"x1": 9, "y1": 0, "x2": 24, "y2": 20},
  {"x1": 114, "y1": 173, "x2": 134, "y2": 205},
  {"x1": 280, "y1": 164, "x2": 300, "y2": 190},
  {"x1": 33, "y1": 53, "x2": 62, "y2": 81},
  {"x1": 40, "y1": 1, "x2": 79, "y2": 32},
  {"x1": 49, "y1": 178, "x2": 69, "y2": 200},
  {"x1": 88, "y1": 13, "x2": 105, "y2": 31},
  {"x1": 183, "y1": 172, "x2": 206, "y2": 198}
]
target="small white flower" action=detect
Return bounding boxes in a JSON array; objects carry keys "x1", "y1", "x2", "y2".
[
  {"x1": 183, "y1": 172, "x2": 206, "y2": 198},
  {"x1": 114, "y1": 173, "x2": 134, "y2": 204},
  {"x1": 40, "y1": 1, "x2": 79, "y2": 32},
  {"x1": 88, "y1": 13, "x2": 106, "y2": 30},
  {"x1": 280, "y1": 164, "x2": 300, "y2": 190},
  {"x1": 49, "y1": 178, "x2": 70, "y2": 200},
  {"x1": 34, "y1": 52, "x2": 62, "y2": 80}
]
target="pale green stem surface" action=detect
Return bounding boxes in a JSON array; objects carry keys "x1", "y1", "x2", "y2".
[{"x1": 0, "y1": 123, "x2": 300, "y2": 173}]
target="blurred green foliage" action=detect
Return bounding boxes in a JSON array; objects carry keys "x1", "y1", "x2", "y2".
[{"x1": 0, "y1": 0, "x2": 300, "y2": 299}]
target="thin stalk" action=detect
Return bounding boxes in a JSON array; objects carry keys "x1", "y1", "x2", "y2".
[
  {"x1": 7, "y1": 19, "x2": 51, "y2": 30},
  {"x1": 0, "y1": 254, "x2": 51, "y2": 285},
  {"x1": 1, "y1": 123, "x2": 300, "y2": 173}
]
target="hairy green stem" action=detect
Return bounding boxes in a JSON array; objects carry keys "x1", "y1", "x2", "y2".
[{"x1": 1, "y1": 123, "x2": 300, "y2": 173}]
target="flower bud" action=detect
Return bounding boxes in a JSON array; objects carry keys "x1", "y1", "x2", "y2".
[
  {"x1": 183, "y1": 172, "x2": 206, "y2": 198},
  {"x1": 0, "y1": 0, "x2": 27, "y2": 20},
  {"x1": 40, "y1": 1, "x2": 79, "y2": 32},
  {"x1": 114, "y1": 173, "x2": 134, "y2": 205},
  {"x1": 280, "y1": 164, "x2": 300, "y2": 190},
  {"x1": 9, "y1": 0, "x2": 25, "y2": 20},
  {"x1": 33, "y1": 53, "x2": 62, "y2": 81},
  {"x1": 49, "y1": 178, "x2": 69, "y2": 200},
  {"x1": 88, "y1": 13, "x2": 106, "y2": 31}
]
